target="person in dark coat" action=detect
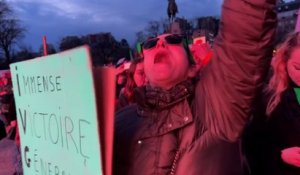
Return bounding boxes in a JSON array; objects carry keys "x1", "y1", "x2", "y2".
[
  {"x1": 117, "y1": 58, "x2": 146, "y2": 110},
  {"x1": 0, "y1": 72, "x2": 22, "y2": 175},
  {"x1": 113, "y1": 0, "x2": 277, "y2": 174},
  {"x1": 0, "y1": 100, "x2": 22, "y2": 175},
  {"x1": 244, "y1": 32, "x2": 300, "y2": 175}
]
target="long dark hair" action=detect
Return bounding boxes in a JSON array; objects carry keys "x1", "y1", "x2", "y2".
[{"x1": 122, "y1": 58, "x2": 143, "y2": 102}]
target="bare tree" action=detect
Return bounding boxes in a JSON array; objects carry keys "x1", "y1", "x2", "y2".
[
  {"x1": 0, "y1": 1, "x2": 10, "y2": 19},
  {"x1": 13, "y1": 44, "x2": 35, "y2": 61},
  {"x1": 59, "y1": 36, "x2": 83, "y2": 51},
  {"x1": 135, "y1": 31, "x2": 147, "y2": 43},
  {"x1": 135, "y1": 19, "x2": 167, "y2": 46},
  {"x1": 146, "y1": 21, "x2": 161, "y2": 37},
  {"x1": 0, "y1": 1, "x2": 25, "y2": 66}
]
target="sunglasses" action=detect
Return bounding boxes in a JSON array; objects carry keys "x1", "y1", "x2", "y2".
[{"x1": 142, "y1": 34, "x2": 184, "y2": 50}]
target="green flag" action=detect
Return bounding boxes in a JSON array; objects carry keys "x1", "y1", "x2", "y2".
[
  {"x1": 294, "y1": 87, "x2": 300, "y2": 105},
  {"x1": 136, "y1": 42, "x2": 142, "y2": 55}
]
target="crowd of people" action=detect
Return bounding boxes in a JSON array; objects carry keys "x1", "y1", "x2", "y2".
[
  {"x1": 113, "y1": 0, "x2": 300, "y2": 175},
  {"x1": 0, "y1": 71, "x2": 22, "y2": 175},
  {"x1": 0, "y1": 0, "x2": 300, "y2": 175}
]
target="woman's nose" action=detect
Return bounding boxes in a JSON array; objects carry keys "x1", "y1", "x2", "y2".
[{"x1": 156, "y1": 39, "x2": 166, "y2": 48}]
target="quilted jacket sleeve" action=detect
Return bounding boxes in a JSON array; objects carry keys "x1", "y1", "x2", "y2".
[{"x1": 195, "y1": 0, "x2": 277, "y2": 142}]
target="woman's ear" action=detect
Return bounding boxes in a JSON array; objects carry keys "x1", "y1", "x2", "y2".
[{"x1": 139, "y1": 52, "x2": 144, "y2": 58}]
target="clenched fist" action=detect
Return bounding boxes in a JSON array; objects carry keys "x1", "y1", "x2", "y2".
[{"x1": 281, "y1": 147, "x2": 300, "y2": 167}]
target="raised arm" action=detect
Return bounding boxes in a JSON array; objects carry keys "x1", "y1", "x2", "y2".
[{"x1": 195, "y1": 0, "x2": 277, "y2": 142}]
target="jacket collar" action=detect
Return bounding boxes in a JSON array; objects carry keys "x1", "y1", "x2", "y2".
[
  {"x1": 135, "y1": 79, "x2": 195, "y2": 112},
  {"x1": 133, "y1": 79, "x2": 195, "y2": 138}
]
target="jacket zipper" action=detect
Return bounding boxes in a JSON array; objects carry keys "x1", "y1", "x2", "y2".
[{"x1": 169, "y1": 150, "x2": 180, "y2": 175}]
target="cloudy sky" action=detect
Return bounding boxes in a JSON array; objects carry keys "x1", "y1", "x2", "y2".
[{"x1": 6, "y1": 0, "x2": 223, "y2": 51}]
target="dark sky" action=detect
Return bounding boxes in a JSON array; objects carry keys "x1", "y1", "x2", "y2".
[{"x1": 7, "y1": 0, "x2": 223, "y2": 51}]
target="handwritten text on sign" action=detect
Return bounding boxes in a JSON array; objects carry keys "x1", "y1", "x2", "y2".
[{"x1": 10, "y1": 46, "x2": 103, "y2": 175}]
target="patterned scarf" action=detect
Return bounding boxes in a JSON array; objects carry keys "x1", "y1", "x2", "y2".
[{"x1": 135, "y1": 79, "x2": 195, "y2": 111}]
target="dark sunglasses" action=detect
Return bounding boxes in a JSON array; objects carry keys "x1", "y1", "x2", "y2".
[{"x1": 142, "y1": 34, "x2": 183, "y2": 50}]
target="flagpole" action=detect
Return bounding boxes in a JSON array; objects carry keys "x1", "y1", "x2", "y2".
[{"x1": 43, "y1": 36, "x2": 48, "y2": 56}]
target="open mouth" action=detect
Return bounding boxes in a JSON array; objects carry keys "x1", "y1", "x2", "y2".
[{"x1": 154, "y1": 51, "x2": 169, "y2": 64}]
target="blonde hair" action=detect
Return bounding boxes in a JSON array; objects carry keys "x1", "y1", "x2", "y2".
[{"x1": 266, "y1": 32, "x2": 300, "y2": 116}]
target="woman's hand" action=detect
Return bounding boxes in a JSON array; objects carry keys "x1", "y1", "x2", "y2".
[{"x1": 281, "y1": 147, "x2": 300, "y2": 167}]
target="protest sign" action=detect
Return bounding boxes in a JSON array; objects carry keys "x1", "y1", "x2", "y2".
[
  {"x1": 93, "y1": 67, "x2": 115, "y2": 175},
  {"x1": 10, "y1": 46, "x2": 115, "y2": 175}
]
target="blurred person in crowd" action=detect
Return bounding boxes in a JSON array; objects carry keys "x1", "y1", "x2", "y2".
[
  {"x1": 0, "y1": 119, "x2": 22, "y2": 175},
  {"x1": 113, "y1": 0, "x2": 277, "y2": 175},
  {"x1": 0, "y1": 94, "x2": 18, "y2": 142},
  {"x1": 0, "y1": 120, "x2": 6, "y2": 140},
  {"x1": 115, "y1": 58, "x2": 129, "y2": 98},
  {"x1": 0, "y1": 72, "x2": 17, "y2": 141},
  {"x1": 0, "y1": 72, "x2": 22, "y2": 175},
  {"x1": 117, "y1": 58, "x2": 146, "y2": 110},
  {"x1": 244, "y1": 32, "x2": 300, "y2": 175}
]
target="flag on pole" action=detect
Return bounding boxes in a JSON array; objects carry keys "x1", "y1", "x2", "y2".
[{"x1": 43, "y1": 36, "x2": 48, "y2": 56}]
